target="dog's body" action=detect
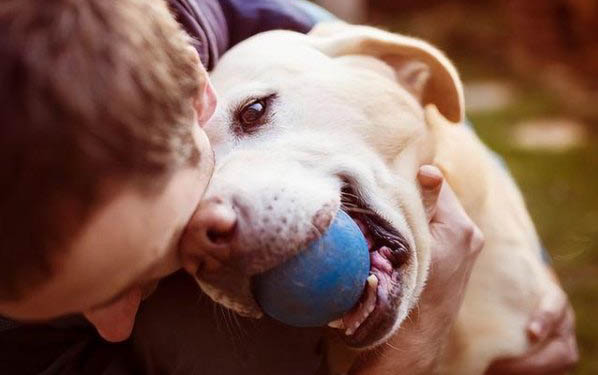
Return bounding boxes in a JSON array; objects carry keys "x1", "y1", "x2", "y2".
[
  {"x1": 189, "y1": 23, "x2": 568, "y2": 374},
  {"x1": 419, "y1": 108, "x2": 555, "y2": 374}
]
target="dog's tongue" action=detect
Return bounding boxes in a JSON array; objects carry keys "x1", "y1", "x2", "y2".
[{"x1": 84, "y1": 287, "x2": 142, "y2": 342}]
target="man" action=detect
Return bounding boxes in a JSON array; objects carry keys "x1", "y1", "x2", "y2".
[
  {"x1": 0, "y1": 0, "x2": 576, "y2": 374},
  {"x1": 0, "y1": 0, "x2": 315, "y2": 338}
]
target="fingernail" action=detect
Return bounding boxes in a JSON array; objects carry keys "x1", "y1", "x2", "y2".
[
  {"x1": 528, "y1": 319, "x2": 547, "y2": 341},
  {"x1": 418, "y1": 165, "x2": 442, "y2": 188}
]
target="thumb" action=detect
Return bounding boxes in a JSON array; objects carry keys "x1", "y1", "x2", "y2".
[
  {"x1": 528, "y1": 287, "x2": 568, "y2": 342},
  {"x1": 418, "y1": 165, "x2": 443, "y2": 222}
]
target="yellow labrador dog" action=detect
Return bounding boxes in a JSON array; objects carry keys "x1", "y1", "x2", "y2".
[{"x1": 189, "y1": 22, "x2": 569, "y2": 374}]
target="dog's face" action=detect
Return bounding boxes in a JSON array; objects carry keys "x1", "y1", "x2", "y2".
[{"x1": 182, "y1": 23, "x2": 464, "y2": 348}]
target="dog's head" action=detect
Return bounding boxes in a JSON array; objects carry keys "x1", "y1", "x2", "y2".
[{"x1": 180, "y1": 23, "x2": 464, "y2": 348}]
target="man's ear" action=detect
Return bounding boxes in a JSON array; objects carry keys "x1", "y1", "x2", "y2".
[
  {"x1": 309, "y1": 22, "x2": 464, "y2": 123},
  {"x1": 186, "y1": 46, "x2": 217, "y2": 126}
]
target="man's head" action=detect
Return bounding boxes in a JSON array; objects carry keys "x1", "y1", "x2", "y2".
[{"x1": 0, "y1": 0, "x2": 215, "y2": 339}]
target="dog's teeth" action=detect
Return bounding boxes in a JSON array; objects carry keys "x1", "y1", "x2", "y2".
[
  {"x1": 344, "y1": 323, "x2": 359, "y2": 336},
  {"x1": 367, "y1": 274, "x2": 379, "y2": 288},
  {"x1": 340, "y1": 274, "x2": 380, "y2": 336},
  {"x1": 328, "y1": 319, "x2": 344, "y2": 329}
]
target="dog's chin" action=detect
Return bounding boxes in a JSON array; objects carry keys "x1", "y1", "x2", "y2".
[
  {"x1": 197, "y1": 278, "x2": 264, "y2": 318},
  {"x1": 333, "y1": 184, "x2": 413, "y2": 348}
]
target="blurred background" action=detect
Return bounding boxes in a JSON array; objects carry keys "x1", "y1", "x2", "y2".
[{"x1": 313, "y1": 0, "x2": 597, "y2": 373}]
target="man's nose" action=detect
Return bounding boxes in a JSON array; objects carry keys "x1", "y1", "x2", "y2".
[{"x1": 181, "y1": 197, "x2": 237, "y2": 276}]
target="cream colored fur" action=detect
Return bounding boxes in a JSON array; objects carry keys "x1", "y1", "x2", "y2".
[{"x1": 201, "y1": 22, "x2": 566, "y2": 374}]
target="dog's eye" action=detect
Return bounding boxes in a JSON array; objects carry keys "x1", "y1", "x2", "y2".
[
  {"x1": 235, "y1": 94, "x2": 276, "y2": 135},
  {"x1": 238, "y1": 99, "x2": 267, "y2": 131}
]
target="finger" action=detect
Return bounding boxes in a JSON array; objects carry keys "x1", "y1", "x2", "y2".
[
  {"x1": 428, "y1": 177, "x2": 470, "y2": 228},
  {"x1": 528, "y1": 288, "x2": 568, "y2": 343},
  {"x1": 559, "y1": 307, "x2": 578, "y2": 365},
  {"x1": 486, "y1": 336, "x2": 578, "y2": 375},
  {"x1": 417, "y1": 165, "x2": 443, "y2": 222},
  {"x1": 565, "y1": 309, "x2": 580, "y2": 369},
  {"x1": 559, "y1": 307, "x2": 577, "y2": 337}
]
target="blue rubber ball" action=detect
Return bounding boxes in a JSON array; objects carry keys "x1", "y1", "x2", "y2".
[{"x1": 254, "y1": 210, "x2": 370, "y2": 327}]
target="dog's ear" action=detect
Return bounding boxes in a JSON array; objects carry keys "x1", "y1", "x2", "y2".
[{"x1": 310, "y1": 22, "x2": 464, "y2": 123}]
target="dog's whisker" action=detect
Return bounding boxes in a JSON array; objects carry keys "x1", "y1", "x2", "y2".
[
  {"x1": 216, "y1": 304, "x2": 229, "y2": 330},
  {"x1": 409, "y1": 302, "x2": 421, "y2": 325},
  {"x1": 231, "y1": 310, "x2": 248, "y2": 339},
  {"x1": 225, "y1": 308, "x2": 245, "y2": 342},
  {"x1": 225, "y1": 306, "x2": 247, "y2": 345},
  {"x1": 218, "y1": 304, "x2": 236, "y2": 337},
  {"x1": 213, "y1": 305, "x2": 248, "y2": 357},
  {"x1": 384, "y1": 341, "x2": 406, "y2": 353},
  {"x1": 213, "y1": 302, "x2": 227, "y2": 332},
  {"x1": 341, "y1": 191, "x2": 360, "y2": 199},
  {"x1": 309, "y1": 221, "x2": 324, "y2": 241},
  {"x1": 375, "y1": 344, "x2": 394, "y2": 359},
  {"x1": 343, "y1": 207, "x2": 377, "y2": 216}
]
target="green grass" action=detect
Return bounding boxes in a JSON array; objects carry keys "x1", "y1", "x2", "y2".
[{"x1": 468, "y1": 87, "x2": 598, "y2": 375}]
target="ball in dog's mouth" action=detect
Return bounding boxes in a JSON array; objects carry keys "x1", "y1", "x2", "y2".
[{"x1": 329, "y1": 184, "x2": 411, "y2": 347}]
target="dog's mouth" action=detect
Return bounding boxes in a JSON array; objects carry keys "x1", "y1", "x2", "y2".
[{"x1": 329, "y1": 183, "x2": 411, "y2": 348}]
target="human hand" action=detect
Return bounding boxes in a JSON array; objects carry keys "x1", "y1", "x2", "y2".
[
  {"x1": 485, "y1": 285, "x2": 578, "y2": 375},
  {"x1": 416, "y1": 164, "x2": 485, "y2": 312},
  {"x1": 351, "y1": 165, "x2": 484, "y2": 374}
]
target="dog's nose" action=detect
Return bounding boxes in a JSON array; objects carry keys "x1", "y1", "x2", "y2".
[{"x1": 180, "y1": 198, "x2": 237, "y2": 276}]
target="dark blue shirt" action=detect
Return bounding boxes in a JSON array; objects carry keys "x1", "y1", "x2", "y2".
[{"x1": 170, "y1": 0, "x2": 316, "y2": 70}]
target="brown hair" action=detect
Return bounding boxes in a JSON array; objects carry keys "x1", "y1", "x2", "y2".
[{"x1": 0, "y1": 0, "x2": 202, "y2": 300}]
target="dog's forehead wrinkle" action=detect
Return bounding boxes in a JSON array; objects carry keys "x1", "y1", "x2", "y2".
[
  {"x1": 224, "y1": 83, "x2": 277, "y2": 106},
  {"x1": 335, "y1": 151, "x2": 395, "y2": 187},
  {"x1": 217, "y1": 40, "x2": 327, "y2": 80}
]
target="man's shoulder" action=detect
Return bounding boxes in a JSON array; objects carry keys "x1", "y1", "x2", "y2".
[
  {"x1": 168, "y1": 0, "x2": 318, "y2": 69},
  {"x1": 0, "y1": 317, "x2": 137, "y2": 375},
  {"x1": 0, "y1": 317, "x2": 19, "y2": 332}
]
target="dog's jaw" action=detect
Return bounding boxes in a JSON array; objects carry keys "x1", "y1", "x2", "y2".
[{"x1": 335, "y1": 180, "x2": 427, "y2": 348}]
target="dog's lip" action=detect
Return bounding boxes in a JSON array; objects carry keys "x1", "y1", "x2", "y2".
[
  {"x1": 338, "y1": 184, "x2": 410, "y2": 347},
  {"x1": 341, "y1": 251, "x2": 403, "y2": 347}
]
